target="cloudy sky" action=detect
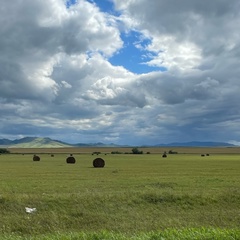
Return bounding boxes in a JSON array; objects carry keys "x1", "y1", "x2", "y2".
[{"x1": 1, "y1": 0, "x2": 240, "y2": 145}]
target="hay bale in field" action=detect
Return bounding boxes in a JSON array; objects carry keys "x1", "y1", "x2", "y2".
[
  {"x1": 162, "y1": 151, "x2": 167, "y2": 158},
  {"x1": 33, "y1": 155, "x2": 40, "y2": 161},
  {"x1": 66, "y1": 156, "x2": 76, "y2": 164},
  {"x1": 93, "y1": 157, "x2": 105, "y2": 168}
]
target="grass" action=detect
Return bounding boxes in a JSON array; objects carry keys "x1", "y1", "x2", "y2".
[
  {"x1": 0, "y1": 151, "x2": 240, "y2": 239},
  {"x1": 1, "y1": 228, "x2": 240, "y2": 239}
]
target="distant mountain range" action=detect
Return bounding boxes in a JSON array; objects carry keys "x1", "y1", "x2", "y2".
[
  {"x1": 0, "y1": 137, "x2": 237, "y2": 148},
  {"x1": 0, "y1": 137, "x2": 72, "y2": 148},
  {"x1": 154, "y1": 141, "x2": 236, "y2": 147}
]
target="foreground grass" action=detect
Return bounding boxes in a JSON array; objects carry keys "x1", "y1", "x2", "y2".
[
  {"x1": 0, "y1": 152, "x2": 240, "y2": 237},
  {"x1": 1, "y1": 228, "x2": 240, "y2": 240}
]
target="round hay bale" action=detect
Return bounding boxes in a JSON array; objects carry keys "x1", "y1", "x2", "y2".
[
  {"x1": 93, "y1": 158, "x2": 105, "y2": 168},
  {"x1": 33, "y1": 155, "x2": 40, "y2": 161},
  {"x1": 66, "y1": 156, "x2": 76, "y2": 164}
]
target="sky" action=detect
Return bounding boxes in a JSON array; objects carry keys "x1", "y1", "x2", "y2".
[{"x1": 1, "y1": 0, "x2": 240, "y2": 146}]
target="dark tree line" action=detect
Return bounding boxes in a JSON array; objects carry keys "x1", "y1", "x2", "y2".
[
  {"x1": 0, "y1": 148, "x2": 10, "y2": 154},
  {"x1": 132, "y1": 148, "x2": 143, "y2": 154}
]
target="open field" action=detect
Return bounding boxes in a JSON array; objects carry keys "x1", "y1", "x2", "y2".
[
  {"x1": 0, "y1": 149, "x2": 240, "y2": 239},
  {"x1": 8, "y1": 146, "x2": 240, "y2": 154}
]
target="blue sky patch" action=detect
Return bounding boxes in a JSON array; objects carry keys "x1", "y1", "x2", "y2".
[
  {"x1": 86, "y1": 0, "x2": 117, "y2": 15},
  {"x1": 66, "y1": 0, "x2": 78, "y2": 8},
  {"x1": 65, "y1": 1, "x2": 166, "y2": 74},
  {"x1": 110, "y1": 31, "x2": 166, "y2": 74}
]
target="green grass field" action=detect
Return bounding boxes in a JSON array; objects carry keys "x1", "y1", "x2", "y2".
[{"x1": 0, "y1": 151, "x2": 240, "y2": 239}]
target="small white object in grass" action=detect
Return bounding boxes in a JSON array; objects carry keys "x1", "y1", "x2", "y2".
[{"x1": 25, "y1": 207, "x2": 37, "y2": 213}]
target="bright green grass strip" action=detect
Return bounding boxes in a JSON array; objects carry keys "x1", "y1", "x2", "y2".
[{"x1": 1, "y1": 228, "x2": 240, "y2": 240}]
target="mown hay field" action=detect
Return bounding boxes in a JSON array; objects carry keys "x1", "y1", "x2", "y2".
[
  {"x1": 8, "y1": 146, "x2": 240, "y2": 154},
  {"x1": 0, "y1": 149, "x2": 240, "y2": 239}
]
